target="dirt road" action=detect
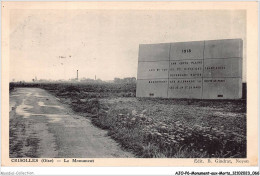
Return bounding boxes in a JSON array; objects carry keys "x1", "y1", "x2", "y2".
[{"x1": 9, "y1": 88, "x2": 133, "y2": 158}]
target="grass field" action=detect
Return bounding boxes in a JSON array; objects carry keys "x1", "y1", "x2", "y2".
[{"x1": 10, "y1": 82, "x2": 246, "y2": 158}]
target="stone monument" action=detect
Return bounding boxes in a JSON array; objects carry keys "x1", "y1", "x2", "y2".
[{"x1": 136, "y1": 39, "x2": 242, "y2": 99}]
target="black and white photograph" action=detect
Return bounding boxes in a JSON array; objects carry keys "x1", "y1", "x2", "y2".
[
  {"x1": 1, "y1": 2, "x2": 258, "y2": 172},
  {"x1": 8, "y1": 9, "x2": 247, "y2": 159}
]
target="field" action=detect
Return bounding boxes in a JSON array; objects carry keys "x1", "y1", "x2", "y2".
[{"x1": 10, "y1": 82, "x2": 247, "y2": 158}]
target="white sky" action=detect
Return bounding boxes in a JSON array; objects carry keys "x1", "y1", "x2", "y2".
[{"x1": 10, "y1": 10, "x2": 246, "y2": 81}]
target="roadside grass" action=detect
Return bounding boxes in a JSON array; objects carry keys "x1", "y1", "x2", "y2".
[
  {"x1": 10, "y1": 82, "x2": 246, "y2": 158},
  {"x1": 91, "y1": 103, "x2": 246, "y2": 158}
]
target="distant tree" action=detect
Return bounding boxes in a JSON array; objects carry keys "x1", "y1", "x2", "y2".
[
  {"x1": 114, "y1": 77, "x2": 136, "y2": 84},
  {"x1": 114, "y1": 78, "x2": 121, "y2": 84}
]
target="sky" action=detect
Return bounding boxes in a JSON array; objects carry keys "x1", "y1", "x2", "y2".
[{"x1": 10, "y1": 10, "x2": 246, "y2": 82}]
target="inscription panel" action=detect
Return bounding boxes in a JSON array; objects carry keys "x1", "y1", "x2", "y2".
[
  {"x1": 170, "y1": 41, "x2": 204, "y2": 60},
  {"x1": 168, "y1": 78, "x2": 202, "y2": 98},
  {"x1": 138, "y1": 43, "x2": 170, "y2": 62},
  {"x1": 203, "y1": 58, "x2": 242, "y2": 78},
  {"x1": 169, "y1": 60, "x2": 203, "y2": 79},
  {"x1": 202, "y1": 78, "x2": 242, "y2": 99},
  {"x1": 136, "y1": 79, "x2": 168, "y2": 98},
  {"x1": 204, "y1": 39, "x2": 243, "y2": 59},
  {"x1": 137, "y1": 61, "x2": 169, "y2": 79}
]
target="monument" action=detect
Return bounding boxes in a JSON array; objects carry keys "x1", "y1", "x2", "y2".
[{"x1": 136, "y1": 39, "x2": 242, "y2": 99}]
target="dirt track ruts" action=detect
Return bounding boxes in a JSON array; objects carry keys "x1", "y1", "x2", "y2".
[{"x1": 9, "y1": 88, "x2": 134, "y2": 158}]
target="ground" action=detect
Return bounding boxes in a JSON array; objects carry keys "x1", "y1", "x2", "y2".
[
  {"x1": 9, "y1": 83, "x2": 246, "y2": 158},
  {"x1": 9, "y1": 88, "x2": 133, "y2": 158}
]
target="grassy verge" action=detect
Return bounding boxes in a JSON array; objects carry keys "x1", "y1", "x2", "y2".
[
  {"x1": 10, "y1": 82, "x2": 246, "y2": 158},
  {"x1": 92, "y1": 98, "x2": 246, "y2": 158}
]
